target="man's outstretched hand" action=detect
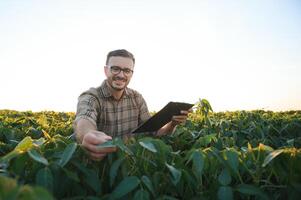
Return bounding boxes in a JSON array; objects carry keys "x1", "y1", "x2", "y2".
[{"x1": 81, "y1": 130, "x2": 117, "y2": 161}]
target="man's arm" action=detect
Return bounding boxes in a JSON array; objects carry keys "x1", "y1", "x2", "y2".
[
  {"x1": 156, "y1": 121, "x2": 177, "y2": 136},
  {"x1": 75, "y1": 118, "x2": 97, "y2": 143},
  {"x1": 74, "y1": 92, "x2": 116, "y2": 160},
  {"x1": 75, "y1": 119, "x2": 117, "y2": 161}
]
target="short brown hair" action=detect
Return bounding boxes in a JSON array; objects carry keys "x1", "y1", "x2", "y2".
[{"x1": 106, "y1": 49, "x2": 135, "y2": 65}]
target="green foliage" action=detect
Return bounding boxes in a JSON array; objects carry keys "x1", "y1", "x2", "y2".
[
  {"x1": 0, "y1": 175, "x2": 54, "y2": 200},
  {"x1": 0, "y1": 109, "x2": 301, "y2": 199}
]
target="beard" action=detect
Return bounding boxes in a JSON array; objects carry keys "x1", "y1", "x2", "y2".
[{"x1": 109, "y1": 76, "x2": 128, "y2": 91}]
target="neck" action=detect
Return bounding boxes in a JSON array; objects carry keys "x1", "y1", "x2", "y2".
[
  {"x1": 112, "y1": 90, "x2": 124, "y2": 101},
  {"x1": 106, "y1": 81, "x2": 125, "y2": 101}
]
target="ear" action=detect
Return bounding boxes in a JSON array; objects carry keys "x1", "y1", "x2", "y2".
[{"x1": 104, "y1": 66, "x2": 109, "y2": 77}]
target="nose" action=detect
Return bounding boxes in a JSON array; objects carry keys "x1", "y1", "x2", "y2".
[{"x1": 117, "y1": 70, "x2": 126, "y2": 78}]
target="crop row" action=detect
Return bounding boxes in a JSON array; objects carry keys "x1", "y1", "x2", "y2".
[{"x1": 0, "y1": 109, "x2": 300, "y2": 199}]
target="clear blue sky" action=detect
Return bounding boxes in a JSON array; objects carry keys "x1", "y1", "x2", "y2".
[{"x1": 0, "y1": 0, "x2": 300, "y2": 112}]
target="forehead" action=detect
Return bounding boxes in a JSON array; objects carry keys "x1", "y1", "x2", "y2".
[{"x1": 107, "y1": 56, "x2": 134, "y2": 68}]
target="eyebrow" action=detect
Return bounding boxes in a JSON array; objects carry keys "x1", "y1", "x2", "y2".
[{"x1": 110, "y1": 65, "x2": 133, "y2": 70}]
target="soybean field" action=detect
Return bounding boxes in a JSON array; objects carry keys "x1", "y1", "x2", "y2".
[{"x1": 0, "y1": 101, "x2": 301, "y2": 199}]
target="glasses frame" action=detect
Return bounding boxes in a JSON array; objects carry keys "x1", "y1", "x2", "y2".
[{"x1": 108, "y1": 65, "x2": 134, "y2": 76}]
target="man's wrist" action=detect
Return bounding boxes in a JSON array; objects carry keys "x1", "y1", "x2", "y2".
[{"x1": 75, "y1": 132, "x2": 83, "y2": 144}]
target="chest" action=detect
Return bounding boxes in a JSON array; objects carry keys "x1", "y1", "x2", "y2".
[{"x1": 97, "y1": 98, "x2": 139, "y2": 136}]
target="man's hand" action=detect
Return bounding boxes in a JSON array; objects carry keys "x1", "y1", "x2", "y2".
[
  {"x1": 156, "y1": 109, "x2": 192, "y2": 136},
  {"x1": 81, "y1": 130, "x2": 117, "y2": 161},
  {"x1": 170, "y1": 109, "x2": 192, "y2": 126}
]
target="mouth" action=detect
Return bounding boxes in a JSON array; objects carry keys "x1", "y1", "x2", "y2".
[
  {"x1": 113, "y1": 77, "x2": 127, "y2": 82},
  {"x1": 112, "y1": 77, "x2": 127, "y2": 87}
]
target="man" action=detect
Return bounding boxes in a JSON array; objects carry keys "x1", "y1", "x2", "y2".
[{"x1": 74, "y1": 49, "x2": 189, "y2": 161}]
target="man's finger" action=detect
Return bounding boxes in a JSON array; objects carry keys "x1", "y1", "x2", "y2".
[
  {"x1": 180, "y1": 110, "x2": 189, "y2": 115},
  {"x1": 173, "y1": 115, "x2": 188, "y2": 120},
  {"x1": 85, "y1": 133, "x2": 112, "y2": 145},
  {"x1": 95, "y1": 146, "x2": 117, "y2": 153},
  {"x1": 171, "y1": 114, "x2": 189, "y2": 125},
  {"x1": 83, "y1": 142, "x2": 117, "y2": 154}
]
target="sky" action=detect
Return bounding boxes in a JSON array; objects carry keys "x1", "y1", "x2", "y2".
[{"x1": 0, "y1": 0, "x2": 300, "y2": 112}]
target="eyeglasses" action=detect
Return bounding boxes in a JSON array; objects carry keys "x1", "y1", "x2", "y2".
[{"x1": 108, "y1": 65, "x2": 134, "y2": 76}]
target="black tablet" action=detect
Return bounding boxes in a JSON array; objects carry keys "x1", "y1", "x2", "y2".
[{"x1": 132, "y1": 102, "x2": 194, "y2": 133}]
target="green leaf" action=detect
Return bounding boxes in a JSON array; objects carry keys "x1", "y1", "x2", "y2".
[
  {"x1": 0, "y1": 151, "x2": 19, "y2": 163},
  {"x1": 192, "y1": 150, "x2": 204, "y2": 180},
  {"x1": 18, "y1": 184, "x2": 55, "y2": 200},
  {"x1": 1, "y1": 136, "x2": 35, "y2": 163},
  {"x1": 37, "y1": 115, "x2": 49, "y2": 129},
  {"x1": 235, "y1": 184, "x2": 268, "y2": 200},
  {"x1": 198, "y1": 134, "x2": 217, "y2": 147},
  {"x1": 33, "y1": 138, "x2": 46, "y2": 147},
  {"x1": 57, "y1": 143, "x2": 77, "y2": 167},
  {"x1": 10, "y1": 153, "x2": 28, "y2": 175},
  {"x1": 86, "y1": 197, "x2": 101, "y2": 200},
  {"x1": 31, "y1": 186, "x2": 55, "y2": 200},
  {"x1": 225, "y1": 149, "x2": 239, "y2": 173},
  {"x1": 14, "y1": 136, "x2": 34, "y2": 153},
  {"x1": 157, "y1": 195, "x2": 179, "y2": 200},
  {"x1": 96, "y1": 140, "x2": 116, "y2": 148},
  {"x1": 35, "y1": 167, "x2": 53, "y2": 192},
  {"x1": 72, "y1": 161, "x2": 102, "y2": 194},
  {"x1": 141, "y1": 176, "x2": 156, "y2": 197},
  {"x1": 110, "y1": 158, "x2": 125, "y2": 187},
  {"x1": 139, "y1": 141, "x2": 157, "y2": 153},
  {"x1": 182, "y1": 169, "x2": 198, "y2": 192},
  {"x1": 72, "y1": 161, "x2": 101, "y2": 194},
  {"x1": 218, "y1": 169, "x2": 232, "y2": 186},
  {"x1": 0, "y1": 176, "x2": 19, "y2": 200},
  {"x1": 63, "y1": 168, "x2": 80, "y2": 182},
  {"x1": 165, "y1": 163, "x2": 182, "y2": 186},
  {"x1": 218, "y1": 186, "x2": 233, "y2": 200},
  {"x1": 286, "y1": 139, "x2": 294, "y2": 146},
  {"x1": 133, "y1": 189, "x2": 150, "y2": 200},
  {"x1": 110, "y1": 176, "x2": 140, "y2": 199},
  {"x1": 262, "y1": 149, "x2": 284, "y2": 167},
  {"x1": 84, "y1": 169, "x2": 102, "y2": 194},
  {"x1": 28, "y1": 149, "x2": 49, "y2": 165},
  {"x1": 257, "y1": 143, "x2": 273, "y2": 151},
  {"x1": 114, "y1": 138, "x2": 133, "y2": 155}
]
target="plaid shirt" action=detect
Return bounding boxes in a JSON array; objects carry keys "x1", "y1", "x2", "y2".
[{"x1": 74, "y1": 80, "x2": 151, "y2": 137}]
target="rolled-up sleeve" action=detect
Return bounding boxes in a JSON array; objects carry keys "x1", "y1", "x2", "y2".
[{"x1": 74, "y1": 94, "x2": 99, "y2": 127}]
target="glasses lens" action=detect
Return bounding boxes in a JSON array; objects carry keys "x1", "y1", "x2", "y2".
[
  {"x1": 123, "y1": 69, "x2": 133, "y2": 75},
  {"x1": 110, "y1": 66, "x2": 121, "y2": 74}
]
